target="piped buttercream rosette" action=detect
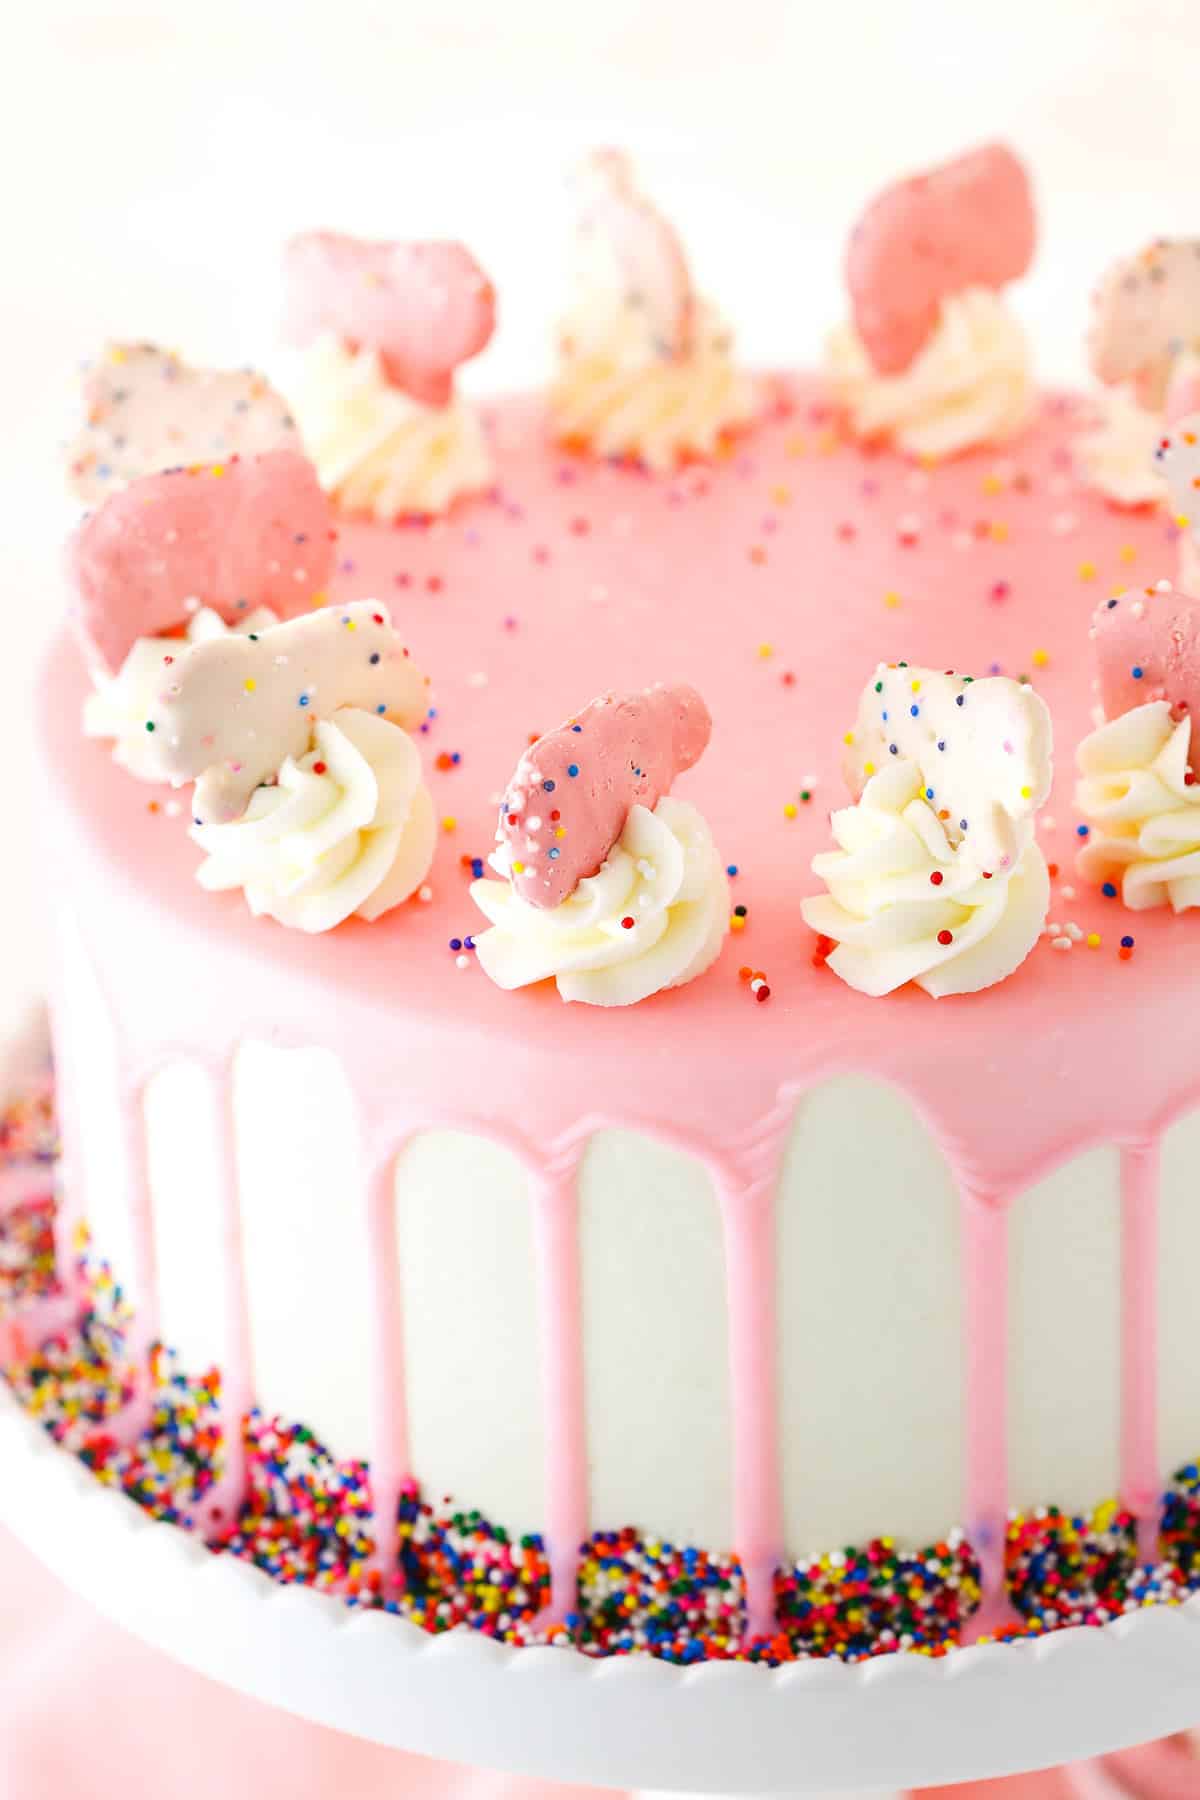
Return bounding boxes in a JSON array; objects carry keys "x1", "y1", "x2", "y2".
[
  {"x1": 1077, "y1": 582, "x2": 1200, "y2": 911},
  {"x1": 137, "y1": 602, "x2": 436, "y2": 934},
  {"x1": 802, "y1": 663, "x2": 1053, "y2": 997},
  {"x1": 828, "y1": 143, "x2": 1036, "y2": 457},
  {"x1": 550, "y1": 150, "x2": 758, "y2": 471},
  {"x1": 470, "y1": 683, "x2": 729, "y2": 1005},
  {"x1": 281, "y1": 233, "x2": 496, "y2": 519}
]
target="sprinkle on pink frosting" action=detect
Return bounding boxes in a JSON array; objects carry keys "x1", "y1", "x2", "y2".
[
  {"x1": 281, "y1": 233, "x2": 496, "y2": 408},
  {"x1": 574, "y1": 149, "x2": 694, "y2": 359},
  {"x1": 497, "y1": 682, "x2": 712, "y2": 909},
  {"x1": 846, "y1": 143, "x2": 1036, "y2": 376},
  {"x1": 1093, "y1": 582, "x2": 1200, "y2": 764},
  {"x1": 65, "y1": 450, "x2": 334, "y2": 678}
]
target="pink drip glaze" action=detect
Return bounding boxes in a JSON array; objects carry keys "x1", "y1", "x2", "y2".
[
  {"x1": 1120, "y1": 1143, "x2": 1161, "y2": 1566},
  {"x1": 36, "y1": 381, "x2": 1197, "y2": 1642},
  {"x1": 366, "y1": 1149, "x2": 411, "y2": 1593},
  {"x1": 716, "y1": 1143, "x2": 784, "y2": 1642},
  {"x1": 961, "y1": 1189, "x2": 1019, "y2": 1640},
  {"x1": 190, "y1": 1067, "x2": 254, "y2": 1537},
  {"x1": 532, "y1": 1154, "x2": 588, "y2": 1623}
]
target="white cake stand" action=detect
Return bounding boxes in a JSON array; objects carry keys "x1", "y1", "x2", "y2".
[{"x1": 4, "y1": 1386, "x2": 1200, "y2": 1797}]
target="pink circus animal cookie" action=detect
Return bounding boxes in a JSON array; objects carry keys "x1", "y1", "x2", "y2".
[
  {"x1": 281, "y1": 233, "x2": 496, "y2": 407},
  {"x1": 495, "y1": 683, "x2": 712, "y2": 909},
  {"x1": 571, "y1": 149, "x2": 694, "y2": 359},
  {"x1": 66, "y1": 450, "x2": 334, "y2": 678},
  {"x1": 139, "y1": 600, "x2": 430, "y2": 826},
  {"x1": 1088, "y1": 239, "x2": 1200, "y2": 409},
  {"x1": 1091, "y1": 581, "x2": 1200, "y2": 765},
  {"x1": 67, "y1": 343, "x2": 298, "y2": 504},
  {"x1": 846, "y1": 143, "x2": 1036, "y2": 376}
]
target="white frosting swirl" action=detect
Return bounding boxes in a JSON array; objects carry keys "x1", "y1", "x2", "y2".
[
  {"x1": 827, "y1": 287, "x2": 1034, "y2": 459},
  {"x1": 470, "y1": 796, "x2": 729, "y2": 1006},
  {"x1": 800, "y1": 762, "x2": 1050, "y2": 997},
  {"x1": 192, "y1": 708, "x2": 435, "y2": 933},
  {"x1": 550, "y1": 300, "x2": 758, "y2": 472},
  {"x1": 285, "y1": 336, "x2": 492, "y2": 518},
  {"x1": 1076, "y1": 383, "x2": 1167, "y2": 507},
  {"x1": 84, "y1": 606, "x2": 278, "y2": 780},
  {"x1": 1076, "y1": 702, "x2": 1200, "y2": 910}
]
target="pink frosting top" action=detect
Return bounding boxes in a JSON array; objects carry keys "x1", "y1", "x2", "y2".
[
  {"x1": 1093, "y1": 582, "x2": 1200, "y2": 763},
  {"x1": 281, "y1": 233, "x2": 496, "y2": 407},
  {"x1": 65, "y1": 450, "x2": 334, "y2": 678},
  {"x1": 846, "y1": 143, "x2": 1036, "y2": 376},
  {"x1": 496, "y1": 683, "x2": 712, "y2": 909}
]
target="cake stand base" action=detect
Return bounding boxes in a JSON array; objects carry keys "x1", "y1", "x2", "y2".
[{"x1": 3, "y1": 1385, "x2": 1199, "y2": 1796}]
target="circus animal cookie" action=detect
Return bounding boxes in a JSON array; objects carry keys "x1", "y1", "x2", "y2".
[
  {"x1": 801, "y1": 663, "x2": 1053, "y2": 997},
  {"x1": 84, "y1": 604, "x2": 278, "y2": 781},
  {"x1": 66, "y1": 343, "x2": 298, "y2": 504},
  {"x1": 550, "y1": 149, "x2": 758, "y2": 471},
  {"x1": 65, "y1": 450, "x2": 334, "y2": 678},
  {"x1": 139, "y1": 601, "x2": 430, "y2": 829},
  {"x1": 1077, "y1": 582, "x2": 1200, "y2": 911},
  {"x1": 1088, "y1": 239, "x2": 1200, "y2": 413},
  {"x1": 281, "y1": 233, "x2": 496, "y2": 519},
  {"x1": 1155, "y1": 414, "x2": 1200, "y2": 589},
  {"x1": 1078, "y1": 242, "x2": 1200, "y2": 506},
  {"x1": 471, "y1": 683, "x2": 729, "y2": 1005},
  {"x1": 828, "y1": 144, "x2": 1036, "y2": 458}
]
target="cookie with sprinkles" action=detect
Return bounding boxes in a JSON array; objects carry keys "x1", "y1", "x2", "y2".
[
  {"x1": 845, "y1": 143, "x2": 1036, "y2": 377},
  {"x1": 471, "y1": 683, "x2": 729, "y2": 1005},
  {"x1": 1077, "y1": 582, "x2": 1200, "y2": 910},
  {"x1": 802, "y1": 662, "x2": 1053, "y2": 996},
  {"x1": 492, "y1": 682, "x2": 710, "y2": 907},
  {"x1": 67, "y1": 342, "x2": 298, "y2": 504},
  {"x1": 65, "y1": 449, "x2": 334, "y2": 677},
  {"x1": 139, "y1": 600, "x2": 430, "y2": 827},
  {"x1": 281, "y1": 234, "x2": 496, "y2": 408},
  {"x1": 1089, "y1": 239, "x2": 1200, "y2": 412}
]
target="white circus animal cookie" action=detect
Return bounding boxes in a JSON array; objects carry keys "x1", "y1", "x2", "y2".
[
  {"x1": 802, "y1": 663, "x2": 1053, "y2": 998},
  {"x1": 140, "y1": 601, "x2": 430, "y2": 826},
  {"x1": 67, "y1": 342, "x2": 298, "y2": 502}
]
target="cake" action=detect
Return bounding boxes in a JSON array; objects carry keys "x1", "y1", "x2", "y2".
[{"x1": 9, "y1": 141, "x2": 1200, "y2": 1671}]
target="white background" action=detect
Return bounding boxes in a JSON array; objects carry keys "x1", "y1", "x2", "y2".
[{"x1": 3, "y1": 0, "x2": 1199, "y2": 1040}]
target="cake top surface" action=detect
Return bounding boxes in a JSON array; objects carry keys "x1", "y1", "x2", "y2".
[{"x1": 43, "y1": 378, "x2": 1194, "y2": 1190}]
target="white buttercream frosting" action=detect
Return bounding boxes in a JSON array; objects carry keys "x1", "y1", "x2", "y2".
[
  {"x1": 83, "y1": 606, "x2": 278, "y2": 780},
  {"x1": 285, "y1": 336, "x2": 492, "y2": 518},
  {"x1": 470, "y1": 796, "x2": 729, "y2": 1005},
  {"x1": 550, "y1": 299, "x2": 758, "y2": 471},
  {"x1": 827, "y1": 287, "x2": 1034, "y2": 459},
  {"x1": 1076, "y1": 384, "x2": 1167, "y2": 507},
  {"x1": 1076, "y1": 702, "x2": 1200, "y2": 910},
  {"x1": 801, "y1": 761, "x2": 1051, "y2": 997},
  {"x1": 192, "y1": 707, "x2": 435, "y2": 933}
]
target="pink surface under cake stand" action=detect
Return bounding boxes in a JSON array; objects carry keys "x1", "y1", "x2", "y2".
[{"x1": 5, "y1": 1384, "x2": 1200, "y2": 1796}]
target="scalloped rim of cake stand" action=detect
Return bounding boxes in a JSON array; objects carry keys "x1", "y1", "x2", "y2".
[{"x1": 5, "y1": 1388, "x2": 1200, "y2": 1795}]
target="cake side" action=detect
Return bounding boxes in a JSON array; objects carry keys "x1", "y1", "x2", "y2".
[{"x1": 17, "y1": 382, "x2": 1200, "y2": 1659}]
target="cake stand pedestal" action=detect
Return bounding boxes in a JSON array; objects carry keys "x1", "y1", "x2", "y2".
[{"x1": 4, "y1": 1386, "x2": 1199, "y2": 1797}]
